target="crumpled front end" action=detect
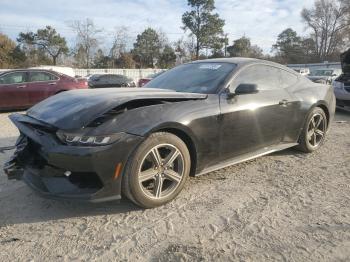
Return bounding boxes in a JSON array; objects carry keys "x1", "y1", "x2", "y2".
[{"x1": 3, "y1": 113, "x2": 143, "y2": 202}]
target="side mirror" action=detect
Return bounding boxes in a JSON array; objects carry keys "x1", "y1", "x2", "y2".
[{"x1": 235, "y1": 83, "x2": 259, "y2": 95}]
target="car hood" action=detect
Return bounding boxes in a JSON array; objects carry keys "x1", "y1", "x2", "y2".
[
  {"x1": 340, "y1": 49, "x2": 350, "y2": 74},
  {"x1": 27, "y1": 88, "x2": 207, "y2": 130}
]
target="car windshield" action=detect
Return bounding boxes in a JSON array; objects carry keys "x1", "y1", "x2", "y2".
[
  {"x1": 90, "y1": 75, "x2": 101, "y2": 80},
  {"x1": 310, "y1": 69, "x2": 334, "y2": 76},
  {"x1": 145, "y1": 62, "x2": 236, "y2": 94}
]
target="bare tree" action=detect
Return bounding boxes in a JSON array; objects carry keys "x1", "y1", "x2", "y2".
[
  {"x1": 301, "y1": 0, "x2": 350, "y2": 61},
  {"x1": 110, "y1": 26, "x2": 131, "y2": 62},
  {"x1": 68, "y1": 18, "x2": 102, "y2": 68}
]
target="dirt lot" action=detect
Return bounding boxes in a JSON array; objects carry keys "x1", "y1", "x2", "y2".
[{"x1": 0, "y1": 110, "x2": 349, "y2": 261}]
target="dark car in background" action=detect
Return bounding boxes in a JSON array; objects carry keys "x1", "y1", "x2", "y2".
[
  {"x1": 88, "y1": 74, "x2": 136, "y2": 88},
  {"x1": 0, "y1": 69, "x2": 88, "y2": 110},
  {"x1": 333, "y1": 49, "x2": 350, "y2": 109},
  {"x1": 4, "y1": 58, "x2": 335, "y2": 208},
  {"x1": 138, "y1": 71, "x2": 165, "y2": 87}
]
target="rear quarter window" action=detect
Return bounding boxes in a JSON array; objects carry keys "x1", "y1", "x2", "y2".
[
  {"x1": 29, "y1": 72, "x2": 58, "y2": 82},
  {"x1": 280, "y1": 70, "x2": 298, "y2": 88}
]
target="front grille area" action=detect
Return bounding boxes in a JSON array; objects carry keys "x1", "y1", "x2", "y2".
[{"x1": 17, "y1": 134, "x2": 103, "y2": 193}]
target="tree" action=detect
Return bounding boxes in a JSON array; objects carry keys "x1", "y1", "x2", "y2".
[
  {"x1": 272, "y1": 29, "x2": 305, "y2": 64},
  {"x1": 0, "y1": 33, "x2": 16, "y2": 68},
  {"x1": 210, "y1": 35, "x2": 228, "y2": 58},
  {"x1": 69, "y1": 18, "x2": 102, "y2": 68},
  {"x1": 158, "y1": 45, "x2": 176, "y2": 68},
  {"x1": 301, "y1": 0, "x2": 350, "y2": 61},
  {"x1": 227, "y1": 36, "x2": 263, "y2": 58},
  {"x1": 93, "y1": 49, "x2": 111, "y2": 68},
  {"x1": 182, "y1": 0, "x2": 225, "y2": 59},
  {"x1": 132, "y1": 28, "x2": 162, "y2": 68},
  {"x1": 17, "y1": 26, "x2": 68, "y2": 65},
  {"x1": 73, "y1": 45, "x2": 87, "y2": 68},
  {"x1": 115, "y1": 52, "x2": 136, "y2": 68},
  {"x1": 10, "y1": 45, "x2": 27, "y2": 67},
  {"x1": 110, "y1": 26, "x2": 131, "y2": 63}
]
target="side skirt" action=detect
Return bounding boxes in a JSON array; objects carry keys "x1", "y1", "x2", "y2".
[{"x1": 196, "y1": 142, "x2": 298, "y2": 176}]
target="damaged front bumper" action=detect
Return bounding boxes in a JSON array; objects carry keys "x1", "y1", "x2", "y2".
[{"x1": 3, "y1": 113, "x2": 144, "y2": 203}]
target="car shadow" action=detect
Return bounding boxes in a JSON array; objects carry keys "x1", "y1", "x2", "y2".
[
  {"x1": 0, "y1": 186, "x2": 142, "y2": 227},
  {"x1": 269, "y1": 147, "x2": 304, "y2": 157}
]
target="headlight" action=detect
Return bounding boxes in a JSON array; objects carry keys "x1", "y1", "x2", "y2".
[
  {"x1": 333, "y1": 81, "x2": 344, "y2": 89},
  {"x1": 56, "y1": 131, "x2": 124, "y2": 146}
]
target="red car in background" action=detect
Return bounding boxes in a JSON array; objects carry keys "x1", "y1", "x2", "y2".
[
  {"x1": 0, "y1": 69, "x2": 88, "y2": 110},
  {"x1": 138, "y1": 71, "x2": 165, "y2": 87}
]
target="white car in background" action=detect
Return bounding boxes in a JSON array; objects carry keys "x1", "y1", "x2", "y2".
[
  {"x1": 333, "y1": 49, "x2": 350, "y2": 109},
  {"x1": 307, "y1": 68, "x2": 342, "y2": 85},
  {"x1": 29, "y1": 66, "x2": 76, "y2": 78},
  {"x1": 292, "y1": 67, "x2": 310, "y2": 76}
]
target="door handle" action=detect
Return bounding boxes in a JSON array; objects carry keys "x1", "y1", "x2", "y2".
[
  {"x1": 49, "y1": 82, "x2": 57, "y2": 85},
  {"x1": 17, "y1": 85, "x2": 26, "y2": 89},
  {"x1": 279, "y1": 99, "x2": 289, "y2": 106}
]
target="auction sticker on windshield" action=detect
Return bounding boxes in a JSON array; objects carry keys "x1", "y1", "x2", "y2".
[{"x1": 199, "y1": 64, "x2": 222, "y2": 70}]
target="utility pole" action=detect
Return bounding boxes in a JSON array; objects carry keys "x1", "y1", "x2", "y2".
[{"x1": 224, "y1": 33, "x2": 228, "y2": 57}]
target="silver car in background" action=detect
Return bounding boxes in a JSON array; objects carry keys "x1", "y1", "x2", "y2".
[
  {"x1": 333, "y1": 49, "x2": 350, "y2": 109},
  {"x1": 308, "y1": 68, "x2": 342, "y2": 85}
]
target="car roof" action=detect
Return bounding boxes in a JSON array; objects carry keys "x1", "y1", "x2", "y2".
[
  {"x1": 92, "y1": 74, "x2": 126, "y2": 77},
  {"x1": 0, "y1": 68, "x2": 63, "y2": 76},
  {"x1": 190, "y1": 57, "x2": 298, "y2": 75}
]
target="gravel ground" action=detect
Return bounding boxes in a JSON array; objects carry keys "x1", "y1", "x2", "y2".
[{"x1": 0, "y1": 110, "x2": 349, "y2": 262}]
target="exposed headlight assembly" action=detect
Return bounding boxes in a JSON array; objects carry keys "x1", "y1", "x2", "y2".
[{"x1": 56, "y1": 131, "x2": 124, "y2": 146}]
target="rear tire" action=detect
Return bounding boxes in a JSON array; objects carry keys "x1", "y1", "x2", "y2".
[
  {"x1": 122, "y1": 132, "x2": 191, "y2": 208},
  {"x1": 295, "y1": 107, "x2": 327, "y2": 153}
]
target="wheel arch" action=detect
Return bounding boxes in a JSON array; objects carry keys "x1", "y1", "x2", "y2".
[
  {"x1": 149, "y1": 124, "x2": 198, "y2": 177},
  {"x1": 310, "y1": 101, "x2": 330, "y2": 128},
  {"x1": 296, "y1": 100, "x2": 330, "y2": 143},
  {"x1": 315, "y1": 103, "x2": 330, "y2": 127}
]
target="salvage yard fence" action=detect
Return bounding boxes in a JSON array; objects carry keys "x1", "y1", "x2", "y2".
[
  {"x1": 74, "y1": 69, "x2": 165, "y2": 82},
  {"x1": 0, "y1": 68, "x2": 166, "y2": 83}
]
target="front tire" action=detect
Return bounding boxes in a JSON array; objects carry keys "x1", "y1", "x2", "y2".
[
  {"x1": 296, "y1": 107, "x2": 327, "y2": 153},
  {"x1": 122, "y1": 132, "x2": 191, "y2": 208}
]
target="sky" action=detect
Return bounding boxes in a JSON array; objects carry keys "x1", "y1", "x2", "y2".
[{"x1": 0, "y1": 0, "x2": 315, "y2": 53}]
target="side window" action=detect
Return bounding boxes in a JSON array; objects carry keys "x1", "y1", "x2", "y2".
[
  {"x1": 232, "y1": 65, "x2": 281, "y2": 91},
  {"x1": 29, "y1": 72, "x2": 58, "y2": 82},
  {"x1": 100, "y1": 75, "x2": 109, "y2": 83},
  {"x1": 280, "y1": 70, "x2": 298, "y2": 88},
  {"x1": 115, "y1": 75, "x2": 127, "y2": 83},
  {"x1": 0, "y1": 72, "x2": 27, "y2": 84}
]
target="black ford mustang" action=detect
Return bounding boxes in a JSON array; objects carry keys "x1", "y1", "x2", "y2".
[{"x1": 4, "y1": 58, "x2": 335, "y2": 208}]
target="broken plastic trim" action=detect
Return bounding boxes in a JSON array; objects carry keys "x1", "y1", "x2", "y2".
[
  {"x1": 0, "y1": 145, "x2": 16, "y2": 154},
  {"x1": 87, "y1": 98, "x2": 196, "y2": 128}
]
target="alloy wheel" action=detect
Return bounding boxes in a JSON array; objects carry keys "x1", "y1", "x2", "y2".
[
  {"x1": 307, "y1": 113, "x2": 326, "y2": 147},
  {"x1": 138, "y1": 144, "x2": 185, "y2": 199}
]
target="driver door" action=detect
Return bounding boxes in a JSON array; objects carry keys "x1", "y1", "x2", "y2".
[
  {"x1": 0, "y1": 71, "x2": 30, "y2": 109},
  {"x1": 219, "y1": 64, "x2": 295, "y2": 161}
]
